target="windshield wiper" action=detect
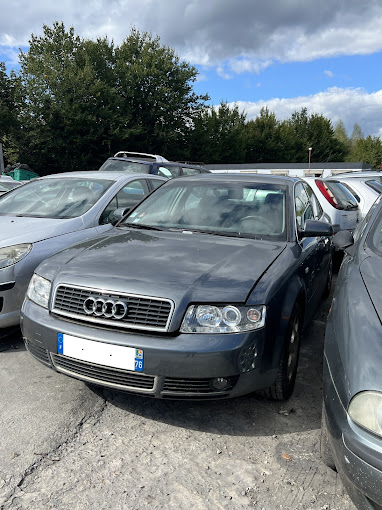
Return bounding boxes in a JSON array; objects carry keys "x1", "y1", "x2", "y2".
[
  {"x1": 119, "y1": 222, "x2": 163, "y2": 231},
  {"x1": 186, "y1": 229, "x2": 249, "y2": 238}
]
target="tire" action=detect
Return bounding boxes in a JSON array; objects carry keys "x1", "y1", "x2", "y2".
[
  {"x1": 322, "y1": 256, "x2": 333, "y2": 299},
  {"x1": 320, "y1": 402, "x2": 336, "y2": 470},
  {"x1": 264, "y1": 304, "x2": 302, "y2": 400}
]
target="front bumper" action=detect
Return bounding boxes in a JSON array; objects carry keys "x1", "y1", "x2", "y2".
[
  {"x1": 21, "y1": 298, "x2": 277, "y2": 399},
  {"x1": 323, "y1": 356, "x2": 382, "y2": 509},
  {"x1": 0, "y1": 267, "x2": 31, "y2": 328}
]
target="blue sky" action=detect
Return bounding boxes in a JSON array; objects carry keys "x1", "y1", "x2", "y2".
[{"x1": 1, "y1": 0, "x2": 382, "y2": 138}]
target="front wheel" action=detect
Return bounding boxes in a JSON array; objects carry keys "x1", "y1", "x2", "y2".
[{"x1": 265, "y1": 304, "x2": 302, "y2": 400}]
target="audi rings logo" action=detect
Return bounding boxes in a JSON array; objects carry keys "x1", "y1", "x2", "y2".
[{"x1": 83, "y1": 297, "x2": 128, "y2": 320}]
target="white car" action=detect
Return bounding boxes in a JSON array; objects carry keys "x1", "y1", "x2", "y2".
[
  {"x1": 326, "y1": 172, "x2": 382, "y2": 219},
  {"x1": 302, "y1": 177, "x2": 359, "y2": 233}
]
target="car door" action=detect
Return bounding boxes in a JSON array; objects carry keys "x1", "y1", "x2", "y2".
[
  {"x1": 304, "y1": 182, "x2": 332, "y2": 296},
  {"x1": 294, "y1": 182, "x2": 320, "y2": 306}
]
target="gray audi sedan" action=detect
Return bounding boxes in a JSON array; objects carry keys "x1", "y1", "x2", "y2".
[
  {"x1": 21, "y1": 174, "x2": 332, "y2": 400},
  {"x1": 321, "y1": 194, "x2": 382, "y2": 508},
  {"x1": 0, "y1": 171, "x2": 166, "y2": 328}
]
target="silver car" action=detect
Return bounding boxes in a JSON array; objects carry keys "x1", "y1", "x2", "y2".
[{"x1": 0, "y1": 171, "x2": 166, "y2": 328}]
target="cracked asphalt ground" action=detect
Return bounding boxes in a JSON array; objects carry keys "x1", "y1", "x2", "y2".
[{"x1": 0, "y1": 276, "x2": 355, "y2": 510}]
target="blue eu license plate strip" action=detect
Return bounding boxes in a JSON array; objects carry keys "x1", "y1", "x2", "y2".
[
  {"x1": 135, "y1": 349, "x2": 144, "y2": 372},
  {"x1": 57, "y1": 333, "x2": 64, "y2": 354}
]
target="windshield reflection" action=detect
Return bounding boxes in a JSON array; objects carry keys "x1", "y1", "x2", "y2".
[
  {"x1": 122, "y1": 182, "x2": 287, "y2": 240},
  {"x1": 0, "y1": 178, "x2": 113, "y2": 218}
]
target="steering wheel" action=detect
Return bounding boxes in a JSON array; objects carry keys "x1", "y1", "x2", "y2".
[{"x1": 240, "y1": 215, "x2": 274, "y2": 233}]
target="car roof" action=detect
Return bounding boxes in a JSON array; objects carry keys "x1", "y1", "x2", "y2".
[
  {"x1": 165, "y1": 173, "x2": 299, "y2": 186},
  {"x1": 329, "y1": 171, "x2": 382, "y2": 179},
  {"x1": 39, "y1": 171, "x2": 166, "y2": 181},
  {"x1": 106, "y1": 157, "x2": 206, "y2": 170}
]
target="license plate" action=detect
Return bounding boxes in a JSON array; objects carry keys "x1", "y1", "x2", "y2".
[{"x1": 57, "y1": 333, "x2": 143, "y2": 372}]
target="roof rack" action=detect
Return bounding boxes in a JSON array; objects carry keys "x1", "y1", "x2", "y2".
[{"x1": 113, "y1": 151, "x2": 168, "y2": 163}]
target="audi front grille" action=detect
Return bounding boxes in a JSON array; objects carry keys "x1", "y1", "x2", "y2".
[{"x1": 52, "y1": 284, "x2": 174, "y2": 332}]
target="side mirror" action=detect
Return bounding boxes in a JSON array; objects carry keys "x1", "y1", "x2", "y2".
[
  {"x1": 109, "y1": 207, "x2": 130, "y2": 225},
  {"x1": 333, "y1": 230, "x2": 355, "y2": 252},
  {"x1": 298, "y1": 219, "x2": 333, "y2": 239}
]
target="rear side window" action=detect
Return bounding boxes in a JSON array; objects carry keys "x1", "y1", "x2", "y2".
[{"x1": 365, "y1": 180, "x2": 382, "y2": 193}]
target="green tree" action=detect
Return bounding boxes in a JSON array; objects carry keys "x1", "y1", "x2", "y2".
[
  {"x1": 114, "y1": 29, "x2": 208, "y2": 160},
  {"x1": 245, "y1": 107, "x2": 284, "y2": 163},
  {"x1": 17, "y1": 22, "x2": 208, "y2": 173},
  {"x1": 190, "y1": 102, "x2": 247, "y2": 163},
  {"x1": 351, "y1": 122, "x2": 364, "y2": 143},
  {"x1": 0, "y1": 63, "x2": 19, "y2": 165},
  {"x1": 279, "y1": 108, "x2": 346, "y2": 163},
  {"x1": 347, "y1": 136, "x2": 382, "y2": 168}
]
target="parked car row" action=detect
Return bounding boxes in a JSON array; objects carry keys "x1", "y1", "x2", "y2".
[{"x1": 1, "y1": 160, "x2": 382, "y2": 509}]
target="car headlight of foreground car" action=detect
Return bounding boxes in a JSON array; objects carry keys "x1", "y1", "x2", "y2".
[
  {"x1": 349, "y1": 391, "x2": 382, "y2": 438},
  {"x1": 26, "y1": 274, "x2": 52, "y2": 309},
  {"x1": 0, "y1": 243, "x2": 32, "y2": 269},
  {"x1": 180, "y1": 304, "x2": 266, "y2": 333}
]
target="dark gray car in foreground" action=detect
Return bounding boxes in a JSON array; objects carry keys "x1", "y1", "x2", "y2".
[
  {"x1": 21, "y1": 174, "x2": 332, "y2": 400},
  {"x1": 322, "y1": 194, "x2": 382, "y2": 508}
]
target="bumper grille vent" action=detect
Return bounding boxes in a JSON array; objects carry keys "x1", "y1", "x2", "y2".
[
  {"x1": 51, "y1": 354, "x2": 156, "y2": 392},
  {"x1": 24, "y1": 339, "x2": 51, "y2": 366}
]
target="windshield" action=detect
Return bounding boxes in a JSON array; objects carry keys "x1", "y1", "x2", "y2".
[
  {"x1": 0, "y1": 177, "x2": 113, "y2": 218},
  {"x1": 121, "y1": 181, "x2": 287, "y2": 240},
  {"x1": 99, "y1": 159, "x2": 150, "y2": 174}
]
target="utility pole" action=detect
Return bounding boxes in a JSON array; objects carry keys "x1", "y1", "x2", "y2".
[{"x1": 0, "y1": 144, "x2": 4, "y2": 175}]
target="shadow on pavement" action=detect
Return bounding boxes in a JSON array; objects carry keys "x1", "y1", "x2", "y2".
[{"x1": 91, "y1": 278, "x2": 335, "y2": 438}]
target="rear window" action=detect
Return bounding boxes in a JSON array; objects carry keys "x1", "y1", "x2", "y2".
[
  {"x1": 99, "y1": 159, "x2": 150, "y2": 174},
  {"x1": 324, "y1": 181, "x2": 358, "y2": 210}
]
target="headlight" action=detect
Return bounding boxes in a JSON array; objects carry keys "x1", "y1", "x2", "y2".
[
  {"x1": 180, "y1": 305, "x2": 266, "y2": 333},
  {"x1": 0, "y1": 244, "x2": 32, "y2": 269},
  {"x1": 348, "y1": 391, "x2": 382, "y2": 438},
  {"x1": 26, "y1": 274, "x2": 52, "y2": 309}
]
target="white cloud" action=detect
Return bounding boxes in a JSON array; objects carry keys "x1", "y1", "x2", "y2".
[
  {"x1": 230, "y1": 87, "x2": 382, "y2": 138},
  {"x1": 324, "y1": 70, "x2": 334, "y2": 78},
  {"x1": 216, "y1": 65, "x2": 232, "y2": 80},
  {"x1": 1, "y1": 0, "x2": 382, "y2": 70}
]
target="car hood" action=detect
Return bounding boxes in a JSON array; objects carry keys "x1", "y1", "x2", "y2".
[
  {"x1": 47, "y1": 229, "x2": 286, "y2": 305},
  {"x1": 360, "y1": 256, "x2": 382, "y2": 324},
  {"x1": 0, "y1": 216, "x2": 84, "y2": 247}
]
